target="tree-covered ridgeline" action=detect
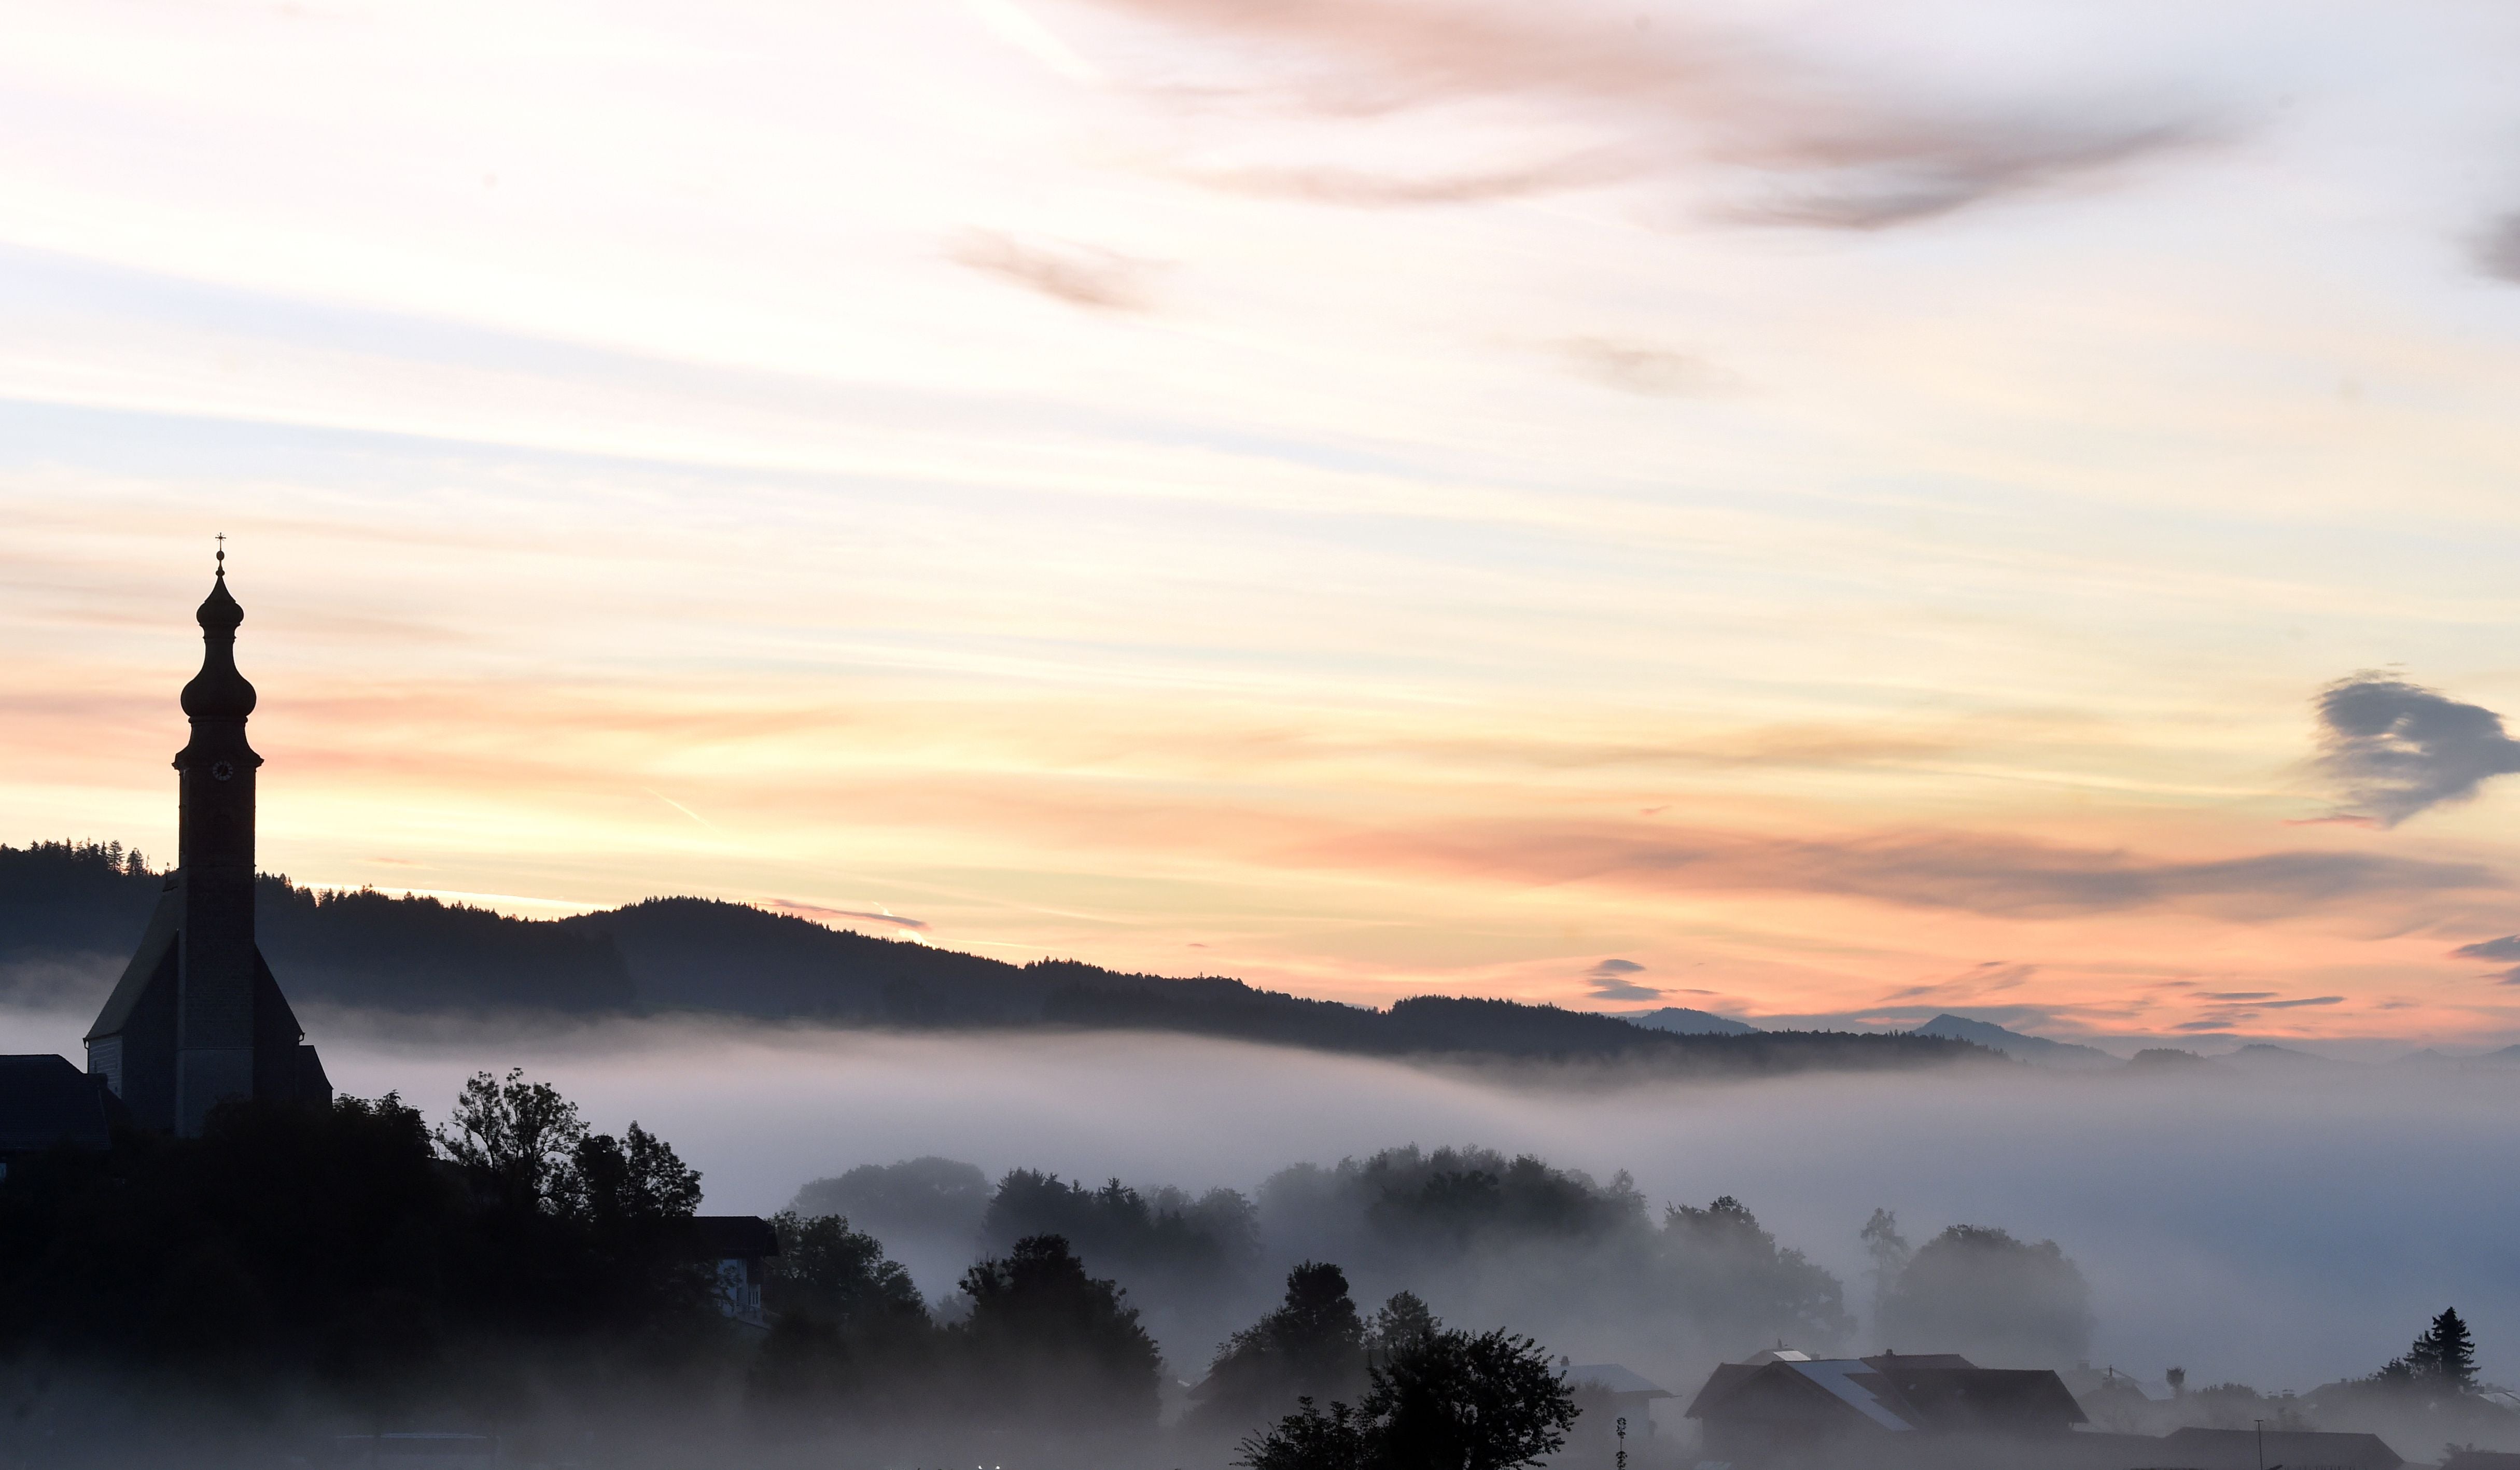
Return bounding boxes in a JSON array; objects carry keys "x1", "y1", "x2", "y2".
[{"x1": 0, "y1": 841, "x2": 1990, "y2": 1077}]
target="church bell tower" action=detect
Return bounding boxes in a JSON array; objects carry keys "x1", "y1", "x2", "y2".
[{"x1": 86, "y1": 547, "x2": 330, "y2": 1136}]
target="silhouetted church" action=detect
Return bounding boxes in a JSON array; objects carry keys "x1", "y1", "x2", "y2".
[{"x1": 82, "y1": 554, "x2": 331, "y2": 1135}]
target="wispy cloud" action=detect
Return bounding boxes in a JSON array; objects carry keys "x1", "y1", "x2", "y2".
[
  {"x1": 1581, "y1": 956, "x2": 1662, "y2": 1001},
  {"x1": 1076, "y1": 0, "x2": 2207, "y2": 226},
  {"x1": 2479, "y1": 213, "x2": 2520, "y2": 284},
  {"x1": 967, "y1": 0, "x2": 1105, "y2": 84},
  {"x1": 2313, "y1": 673, "x2": 2520, "y2": 827},
  {"x1": 948, "y1": 229, "x2": 1163, "y2": 311},
  {"x1": 1315, "y1": 821, "x2": 2504, "y2": 920},
  {"x1": 2452, "y1": 935, "x2": 2520, "y2": 985},
  {"x1": 642, "y1": 788, "x2": 720, "y2": 833},
  {"x1": 1879, "y1": 960, "x2": 2038, "y2": 1003},
  {"x1": 1557, "y1": 337, "x2": 1726, "y2": 397},
  {"x1": 1186, "y1": 153, "x2": 1633, "y2": 206},
  {"x1": 763, "y1": 899, "x2": 932, "y2": 933}
]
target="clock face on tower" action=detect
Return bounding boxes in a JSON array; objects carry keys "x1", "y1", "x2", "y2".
[{"x1": 210, "y1": 760, "x2": 235, "y2": 781}]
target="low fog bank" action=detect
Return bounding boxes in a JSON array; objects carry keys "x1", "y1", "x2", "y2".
[{"x1": 3, "y1": 1002, "x2": 2514, "y2": 1404}]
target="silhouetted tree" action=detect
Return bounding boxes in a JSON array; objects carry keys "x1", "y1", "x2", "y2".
[
  {"x1": 953, "y1": 1234, "x2": 1161, "y2": 1431},
  {"x1": 2411, "y1": 1309, "x2": 2480, "y2": 1395},
  {"x1": 1237, "y1": 1308, "x2": 1575, "y2": 1470},
  {"x1": 748, "y1": 1213, "x2": 934, "y2": 1426},
  {"x1": 982, "y1": 1167, "x2": 1259, "y2": 1357},
  {"x1": 435, "y1": 1068, "x2": 588, "y2": 1211},
  {"x1": 1660, "y1": 1196, "x2": 1853, "y2": 1348},
  {"x1": 982, "y1": 1169, "x2": 1258, "y2": 1277},
  {"x1": 1242, "y1": 1398, "x2": 1366, "y2": 1470},
  {"x1": 792, "y1": 1156, "x2": 989, "y2": 1241},
  {"x1": 764, "y1": 1211, "x2": 925, "y2": 1328},
  {"x1": 1860, "y1": 1207, "x2": 1911, "y2": 1327},
  {"x1": 564, "y1": 1122, "x2": 700, "y2": 1231},
  {"x1": 1357, "y1": 1149, "x2": 1636, "y2": 1248},
  {"x1": 1194, "y1": 1262, "x2": 1367, "y2": 1431},
  {"x1": 1879, "y1": 1224, "x2": 2092, "y2": 1364},
  {"x1": 1369, "y1": 1326, "x2": 1575, "y2": 1470},
  {"x1": 1366, "y1": 1291, "x2": 1438, "y2": 1360}
]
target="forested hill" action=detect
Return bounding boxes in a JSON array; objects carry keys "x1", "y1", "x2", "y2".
[{"x1": 0, "y1": 841, "x2": 1991, "y2": 1075}]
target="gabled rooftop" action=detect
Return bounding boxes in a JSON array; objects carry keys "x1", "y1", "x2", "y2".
[{"x1": 1687, "y1": 1352, "x2": 2088, "y2": 1437}]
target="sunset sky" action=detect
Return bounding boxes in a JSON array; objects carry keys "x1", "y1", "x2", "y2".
[{"x1": 5, "y1": 0, "x2": 2520, "y2": 1048}]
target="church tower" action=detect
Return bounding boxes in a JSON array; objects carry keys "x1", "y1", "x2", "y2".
[{"x1": 86, "y1": 549, "x2": 330, "y2": 1136}]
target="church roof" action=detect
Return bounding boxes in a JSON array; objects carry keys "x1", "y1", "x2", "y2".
[{"x1": 88, "y1": 871, "x2": 180, "y2": 1043}]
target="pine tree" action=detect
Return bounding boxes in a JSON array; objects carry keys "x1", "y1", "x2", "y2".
[{"x1": 2409, "y1": 1309, "x2": 2479, "y2": 1394}]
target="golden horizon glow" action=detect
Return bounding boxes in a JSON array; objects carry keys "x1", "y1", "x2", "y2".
[{"x1": 4, "y1": 0, "x2": 2519, "y2": 1049}]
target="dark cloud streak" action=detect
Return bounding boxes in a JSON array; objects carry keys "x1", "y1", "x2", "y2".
[
  {"x1": 2313, "y1": 673, "x2": 2520, "y2": 827},
  {"x1": 2452, "y1": 935, "x2": 2520, "y2": 985},
  {"x1": 1583, "y1": 957, "x2": 1663, "y2": 1001},
  {"x1": 2479, "y1": 213, "x2": 2520, "y2": 284},
  {"x1": 1322, "y1": 820, "x2": 2503, "y2": 920}
]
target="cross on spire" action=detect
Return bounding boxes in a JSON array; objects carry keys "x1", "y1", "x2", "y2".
[{"x1": 215, "y1": 532, "x2": 226, "y2": 577}]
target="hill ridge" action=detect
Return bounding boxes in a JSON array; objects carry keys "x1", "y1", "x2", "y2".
[{"x1": 0, "y1": 840, "x2": 1992, "y2": 1076}]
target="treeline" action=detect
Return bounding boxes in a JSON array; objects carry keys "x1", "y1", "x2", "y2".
[
  {"x1": 0, "y1": 1079, "x2": 1591, "y2": 1468},
  {"x1": 805, "y1": 1145, "x2": 1867, "y2": 1384},
  {"x1": 0, "y1": 842, "x2": 1991, "y2": 1077},
  {"x1": 0, "y1": 1075, "x2": 723, "y2": 1463}
]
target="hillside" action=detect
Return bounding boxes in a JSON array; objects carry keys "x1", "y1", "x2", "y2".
[
  {"x1": 0, "y1": 841, "x2": 634, "y2": 1013},
  {"x1": 0, "y1": 841, "x2": 1994, "y2": 1075}
]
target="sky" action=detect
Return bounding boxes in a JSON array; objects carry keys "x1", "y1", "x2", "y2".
[{"x1": 4, "y1": 0, "x2": 2520, "y2": 1046}]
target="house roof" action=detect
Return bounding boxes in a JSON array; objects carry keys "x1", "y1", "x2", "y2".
[
  {"x1": 1568, "y1": 1364, "x2": 1672, "y2": 1398},
  {"x1": 2160, "y1": 1427, "x2": 2402, "y2": 1470},
  {"x1": 1865, "y1": 1352, "x2": 1977, "y2": 1370},
  {"x1": 0, "y1": 1054, "x2": 119, "y2": 1154},
  {"x1": 1687, "y1": 1353, "x2": 2087, "y2": 1436},
  {"x1": 1688, "y1": 1363, "x2": 1762, "y2": 1418},
  {"x1": 1794, "y1": 1358, "x2": 1919, "y2": 1430},
  {"x1": 1867, "y1": 1365, "x2": 2089, "y2": 1432},
  {"x1": 683, "y1": 1214, "x2": 779, "y2": 1260}
]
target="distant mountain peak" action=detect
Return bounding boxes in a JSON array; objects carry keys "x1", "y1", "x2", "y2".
[
  {"x1": 1621, "y1": 1006, "x2": 1761, "y2": 1037},
  {"x1": 1913, "y1": 1013, "x2": 2118, "y2": 1068}
]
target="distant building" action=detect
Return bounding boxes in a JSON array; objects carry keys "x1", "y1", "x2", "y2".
[
  {"x1": 0, "y1": 1054, "x2": 126, "y2": 1174},
  {"x1": 686, "y1": 1214, "x2": 780, "y2": 1327},
  {"x1": 82, "y1": 556, "x2": 330, "y2": 1135},
  {"x1": 1685, "y1": 1353, "x2": 2417, "y2": 1470},
  {"x1": 1566, "y1": 1362, "x2": 1673, "y2": 1439},
  {"x1": 2061, "y1": 1364, "x2": 2160, "y2": 1432},
  {"x1": 1686, "y1": 1351, "x2": 2088, "y2": 1466},
  {"x1": 2152, "y1": 1427, "x2": 2402, "y2": 1470}
]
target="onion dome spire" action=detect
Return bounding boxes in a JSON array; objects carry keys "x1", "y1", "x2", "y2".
[{"x1": 181, "y1": 535, "x2": 256, "y2": 719}]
